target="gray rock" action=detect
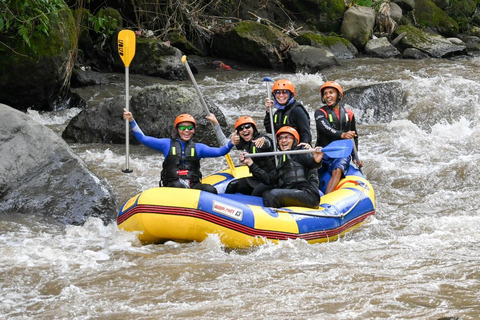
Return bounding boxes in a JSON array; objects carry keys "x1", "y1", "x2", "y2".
[
  {"x1": 342, "y1": 82, "x2": 407, "y2": 124},
  {"x1": 62, "y1": 84, "x2": 230, "y2": 146},
  {"x1": 341, "y1": 6, "x2": 376, "y2": 49},
  {"x1": 364, "y1": 37, "x2": 401, "y2": 58},
  {"x1": 0, "y1": 104, "x2": 117, "y2": 225},
  {"x1": 71, "y1": 69, "x2": 109, "y2": 87},
  {"x1": 402, "y1": 48, "x2": 431, "y2": 59},
  {"x1": 287, "y1": 45, "x2": 339, "y2": 73}
]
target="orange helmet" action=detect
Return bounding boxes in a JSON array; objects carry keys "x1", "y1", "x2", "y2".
[
  {"x1": 174, "y1": 114, "x2": 196, "y2": 128},
  {"x1": 272, "y1": 79, "x2": 295, "y2": 97},
  {"x1": 320, "y1": 81, "x2": 343, "y2": 102},
  {"x1": 276, "y1": 126, "x2": 299, "y2": 143},
  {"x1": 235, "y1": 116, "x2": 257, "y2": 130}
]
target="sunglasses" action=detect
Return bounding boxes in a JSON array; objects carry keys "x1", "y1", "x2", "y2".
[
  {"x1": 278, "y1": 135, "x2": 293, "y2": 141},
  {"x1": 178, "y1": 125, "x2": 194, "y2": 131},
  {"x1": 237, "y1": 124, "x2": 253, "y2": 132},
  {"x1": 274, "y1": 90, "x2": 290, "y2": 95}
]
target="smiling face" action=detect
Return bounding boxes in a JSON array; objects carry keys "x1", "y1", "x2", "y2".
[
  {"x1": 323, "y1": 88, "x2": 339, "y2": 107},
  {"x1": 237, "y1": 123, "x2": 254, "y2": 142},
  {"x1": 274, "y1": 89, "x2": 290, "y2": 105},
  {"x1": 176, "y1": 121, "x2": 195, "y2": 142},
  {"x1": 277, "y1": 133, "x2": 295, "y2": 151}
]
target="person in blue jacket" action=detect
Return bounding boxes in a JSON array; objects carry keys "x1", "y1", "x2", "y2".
[{"x1": 123, "y1": 109, "x2": 236, "y2": 194}]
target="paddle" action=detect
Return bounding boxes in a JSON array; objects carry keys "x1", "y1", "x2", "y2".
[
  {"x1": 245, "y1": 139, "x2": 353, "y2": 159},
  {"x1": 118, "y1": 30, "x2": 136, "y2": 173},
  {"x1": 263, "y1": 76, "x2": 277, "y2": 166},
  {"x1": 351, "y1": 138, "x2": 364, "y2": 175},
  {"x1": 181, "y1": 55, "x2": 236, "y2": 175}
]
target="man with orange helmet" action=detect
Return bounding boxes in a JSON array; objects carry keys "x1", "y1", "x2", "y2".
[
  {"x1": 206, "y1": 113, "x2": 275, "y2": 195},
  {"x1": 239, "y1": 126, "x2": 324, "y2": 208},
  {"x1": 264, "y1": 79, "x2": 312, "y2": 145},
  {"x1": 123, "y1": 109, "x2": 236, "y2": 194},
  {"x1": 315, "y1": 81, "x2": 363, "y2": 194}
]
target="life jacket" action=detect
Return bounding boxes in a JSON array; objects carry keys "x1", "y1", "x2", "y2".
[
  {"x1": 319, "y1": 106, "x2": 353, "y2": 131},
  {"x1": 273, "y1": 101, "x2": 310, "y2": 133},
  {"x1": 237, "y1": 133, "x2": 276, "y2": 173},
  {"x1": 316, "y1": 106, "x2": 354, "y2": 147},
  {"x1": 160, "y1": 139, "x2": 201, "y2": 186},
  {"x1": 276, "y1": 151, "x2": 318, "y2": 189}
]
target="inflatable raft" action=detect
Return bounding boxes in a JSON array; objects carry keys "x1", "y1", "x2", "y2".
[{"x1": 117, "y1": 162, "x2": 376, "y2": 248}]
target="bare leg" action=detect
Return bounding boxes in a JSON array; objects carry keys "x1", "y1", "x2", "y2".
[{"x1": 325, "y1": 168, "x2": 342, "y2": 194}]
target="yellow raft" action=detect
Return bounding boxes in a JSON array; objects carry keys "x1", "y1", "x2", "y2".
[{"x1": 117, "y1": 164, "x2": 376, "y2": 248}]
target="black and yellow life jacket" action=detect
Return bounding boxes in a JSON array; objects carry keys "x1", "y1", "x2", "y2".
[{"x1": 161, "y1": 139, "x2": 201, "y2": 186}]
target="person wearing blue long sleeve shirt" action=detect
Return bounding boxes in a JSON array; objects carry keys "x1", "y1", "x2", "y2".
[{"x1": 123, "y1": 109, "x2": 236, "y2": 194}]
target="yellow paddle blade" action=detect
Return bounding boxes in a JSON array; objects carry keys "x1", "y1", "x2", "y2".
[{"x1": 118, "y1": 30, "x2": 136, "y2": 67}]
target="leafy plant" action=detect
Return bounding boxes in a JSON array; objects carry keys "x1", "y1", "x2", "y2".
[
  {"x1": 0, "y1": 0, "x2": 66, "y2": 49},
  {"x1": 88, "y1": 8, "x2": 117, "y2": 37}
]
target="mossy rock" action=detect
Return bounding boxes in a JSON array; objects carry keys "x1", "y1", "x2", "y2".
[
  {"x1": 211, "y1": 20, "x2": 298, "y2": 69},
  {"x1": 0, "y1": 2, "x2": 77, "y2": 110},
  {"x1": 167, "y1": 33, "x2": 204, "y2": 56},
  {"x1": 295, "y1": 32, "x2": 358, "y2": 58},
  {"x1": 281, "y1": 0, "x2": 346, "y2": 32},
  {"x1": 445, "y1": 0, "x2": 477, "y2": 31},
  {"x1": 413, "y1": 0, "x2": 459, "y2": 36},
  {"x1": 395, "y1": 24, "x2": 465, "y2": 57}
]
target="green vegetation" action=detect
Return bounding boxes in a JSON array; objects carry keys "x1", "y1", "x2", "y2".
[{"x1": 0, "y1": 0, "x2": 66, "y2": 49}]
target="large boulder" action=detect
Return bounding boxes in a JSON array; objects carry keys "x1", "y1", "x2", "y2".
[
  {"x1": 0, "y1": 104, "x2": 117, "y2": 225},
  {"x1": 0, "y1": 2, "x2": 77, "y2": 111},
  {"x1": 394, "y1": 24, "x2": 466, "y2": 57},
  {"x1": 295, "y1": 32, "x2": 358, "y2": 59},
  {"x1": 341, "y1": 6, "x2": 376, "y2": 50},
  {"x1": 286, "y1": 45, "x2": 339, "y2": 73},
  {"x1": 364, "y1": 37, "x2": 401, "y2": 58},
  {"x1": 413, "y1": 0, "x2": 459, "y2": 37},
  {"x1": 113, "y1": 37, "x2": 187, "y2": 80},
  {"x1": 281, "y1": 0, "x2": 346, "y2": 33},
  {"x1": 210, "y1": 20, "x2": 299, "y2": 70},
  {"x1": 62, "y1": 85, "x2": 230, "y2": 146},
  {"x1": 342, "y1": 82, "x2": 407, "y2": 124}
]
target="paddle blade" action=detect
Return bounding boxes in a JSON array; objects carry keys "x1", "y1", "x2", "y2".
[
  {"x1": 322, "y1": 139, "x2": 353, "y2": 158},
  {"x1": 118, "y1": 30, "x2": 136, "y2": 67}
]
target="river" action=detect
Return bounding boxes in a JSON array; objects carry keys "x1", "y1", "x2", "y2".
[{"x1": 1, "y1": 57, "x2": 479, "y2": 319}]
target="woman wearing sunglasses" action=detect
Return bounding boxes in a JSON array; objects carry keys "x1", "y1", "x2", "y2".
[
  {"x1": 264, "y1": 79, "x2": 312, "y2": 146},
  {"x1": 239, "y1": 126, "x2": 324, "y2": 209},
  {"x1": 123, "y1": 109, "x2": 236, "y2": 194},
  {"x1": 206, "y1": 114, "x2": 275, "y2": 196}
]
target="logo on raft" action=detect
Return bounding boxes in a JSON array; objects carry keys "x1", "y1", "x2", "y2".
[{"x1": 212, "y1": 201, "x2": 243, "y2": 221}]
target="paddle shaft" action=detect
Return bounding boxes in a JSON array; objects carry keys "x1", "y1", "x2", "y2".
[
  {"x1": 123, "y1": 66, "x2": 132, "y2": 172},
  {"x1": 118, "y1": 30, "x2": 136, "y2": 173},
  {"x1": 182, "y1": 56, "x2": 210, "y2": 115},
  {"x1": 245, "y1": 148, "x2": 316, "y2": 158},
  {"x1": 264, "y1": 77, "x2": 278, "y2": 165},
  {"x1": 182, "y1": 55, "x2": 235, "y2": 175}
]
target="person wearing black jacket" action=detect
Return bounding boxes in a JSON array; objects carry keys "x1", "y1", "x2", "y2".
[
  {"x1": 206, "y1": 114, "x2": 275, "y2": 196},
  {"x1": 264, "y1": 79, "x2": 312, "y2": 146},
  {"x1": 314, "y1": 81, "x2": 363, "y2": 194},
  {"x1": 240, "y1": 126, "x2": 324, "y2": 208}
]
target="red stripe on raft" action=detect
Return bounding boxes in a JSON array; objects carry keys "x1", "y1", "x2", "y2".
[{"x1": 118, "y1": 205, "x2": 375, "y2": 241}]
